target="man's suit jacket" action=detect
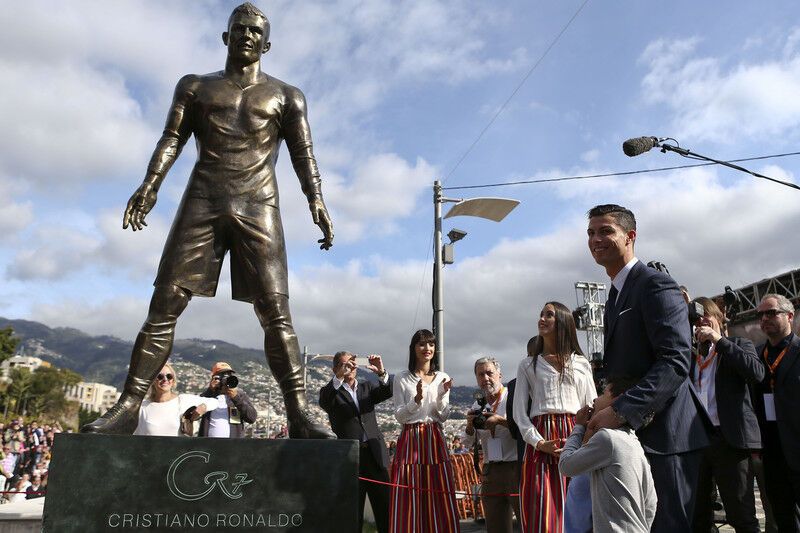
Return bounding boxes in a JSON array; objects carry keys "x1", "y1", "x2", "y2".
[
  {"x1": 603, "y1": 260, "x2": 710, "y2": 455},
  {"x1": 754, "y1": 334, "x2": 800, "y2": 470},
  {"x1": 319, "y1": 376, "x2": 393, "y2": 470},
  {"x1": 689, "y1": 336, "x2": 764, "y2": 449}
]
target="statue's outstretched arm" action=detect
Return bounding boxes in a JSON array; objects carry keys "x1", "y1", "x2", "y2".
[{"x1": 123, "y1": 75, "x2": 196, "y2": 231}]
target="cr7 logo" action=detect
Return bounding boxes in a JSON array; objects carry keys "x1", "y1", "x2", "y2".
[{"x1": 166, "y1": 451, "x2": 254, "y2": 501}]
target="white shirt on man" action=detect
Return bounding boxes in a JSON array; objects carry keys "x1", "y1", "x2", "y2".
[
  {"x1": 207, "y1": 394, "x2": 231, "y2": 438},
  {"x1": 611, "y1": 256, "x2": 639, "y2": 295},
  {"x1": 691, "y1": 343, "x2": 720, "y2": 426},
  {"x1": 332, "y1": 372, "x2": 390, "y2": 411},
  {"x1": 462, "y1": 386, "x2": 518, "y2": 462}
]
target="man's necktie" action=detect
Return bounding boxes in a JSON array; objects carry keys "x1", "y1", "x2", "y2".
[{"x1": 607, "y1": 285, "x2": 618, "y2": 316}]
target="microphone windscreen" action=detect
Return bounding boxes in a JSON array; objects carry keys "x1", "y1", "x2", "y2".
[{"x1": 622, "y1": 136, "x2": 656, "y2": 157}]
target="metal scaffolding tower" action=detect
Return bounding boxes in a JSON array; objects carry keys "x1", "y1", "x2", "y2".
[
  {"x1": 716, "y1": 268, "x2": 800, "y2": 324},
  {"x1": 574, "y1": 281, "x2": 607, "y2": 363}
]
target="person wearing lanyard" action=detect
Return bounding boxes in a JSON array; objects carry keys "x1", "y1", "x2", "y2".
[
  {"x1": 753, "y1": 294, "x2": 800, "y2": 532},
  {"x1": 463, "y1": 357, "x2": 521, "y2": 533},
  {"x1": 688, "y1": 297, "x2": 763, "y2": 533}
]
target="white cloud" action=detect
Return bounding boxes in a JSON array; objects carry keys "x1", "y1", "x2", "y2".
[
  {"x1": 324, "y1": 154, "x2": 437, "y2": 241},
  {"x1": 94, "y1": 210, "x2": 170, "y2": 279},
  {"x1": 580, "y1": 149, "x2": 600, "y2": 164},
  {"x1": 7, "y1": 227, "x2": 100, "y2": 281},
  {"x1": 0, "y1": 60, "x2": 156, "y2": 187},
  {"x1": 639, "y1": 35, "x2": 800, "y2": 143},
  {"x1": 0, "y1": 177, "x2": 33, "y2": 240},
  {"x1": 5, "y1": 210, "x2": 169, "y2": 282}
]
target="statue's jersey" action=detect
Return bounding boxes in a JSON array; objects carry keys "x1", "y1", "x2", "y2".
[{"x1": 152, "y1": 71, "x2": 320, "y2": 207}]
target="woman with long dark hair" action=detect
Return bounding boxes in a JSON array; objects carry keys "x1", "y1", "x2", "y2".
[
  {"x1": 513, "y1": 302, "x2": 596, "y2": 533},
  {"x1": 389, "y1": 329, "x2": 460, "y2": 533}
]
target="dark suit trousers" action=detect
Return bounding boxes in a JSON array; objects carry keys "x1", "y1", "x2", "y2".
[
  {"x1": 648, "y1": 448, "x2": 704, "y2": 533},
  {"x1": 762, "y1": 425, "x2": 800, "y2": 533},
  {"x1": 692, "y1": 431, "x2": 758, "y2": 533},
  {"x1": 358, "y1": 445, "x2": 390, "y2": 533}
]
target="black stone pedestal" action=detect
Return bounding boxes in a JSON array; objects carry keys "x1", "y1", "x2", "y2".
[{"x1": 42, "y1": 434, "x2": 358, "y2": 532}]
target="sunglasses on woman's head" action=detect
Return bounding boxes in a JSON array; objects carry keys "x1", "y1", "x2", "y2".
[{"x1": 157, "y1": 373, "x2": 174, "y2": 381}]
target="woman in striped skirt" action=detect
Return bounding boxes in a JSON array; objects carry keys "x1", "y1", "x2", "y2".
[
  {"x1": 389, "y1": 329, "x2": 461, "y2": 533},
  {"x1": 513, "y1": 302, "x2": 597, "y2": 533}
]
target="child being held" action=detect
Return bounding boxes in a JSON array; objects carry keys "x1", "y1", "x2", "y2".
[{"x1": 559, "y1": 375, "x2": 657, "y2": 533}]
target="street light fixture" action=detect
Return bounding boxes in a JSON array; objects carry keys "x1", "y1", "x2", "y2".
[
  {"x1": 433, "y1": 180, "x2": 520, "y2": 370},
  {"x1": 302, "y1": 346, "x2": 334, "y2": 386}
]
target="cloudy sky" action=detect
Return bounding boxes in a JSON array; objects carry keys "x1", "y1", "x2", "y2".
[{"x1": 2, "y1": 1, "x2": 799, "y2": 385}]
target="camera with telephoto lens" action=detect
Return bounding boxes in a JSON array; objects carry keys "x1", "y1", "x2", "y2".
[
  {"x1": 469, "y1": 390, "x2": 492, "y2": 430},
  {"x1": 688, "y1": 300, "x2": 704, "y2": 325},
  {"x1": 218, "y1": 372, "x2": 238, "y2": 388}
]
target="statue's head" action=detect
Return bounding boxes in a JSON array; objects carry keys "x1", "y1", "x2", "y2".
[{"x1": 223, "y1": 2, "x2": 271, "y2": 60}]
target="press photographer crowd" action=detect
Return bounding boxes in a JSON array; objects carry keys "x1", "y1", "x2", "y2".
[{"x1": 3, "y1": 203, "x2": 798, "y2": 533}]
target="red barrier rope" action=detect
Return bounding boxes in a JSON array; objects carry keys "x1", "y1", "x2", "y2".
[{"x1": 357, "y1": 476, "x2": 518, "y2": 498}]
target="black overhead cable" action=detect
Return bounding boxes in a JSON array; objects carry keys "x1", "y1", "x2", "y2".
[
  {"x1": 441, "y1": 150, "x2": 800, "y2": 191},
  {"x1": 442, "y1": 0, "x2": 592, "y2": 184}
]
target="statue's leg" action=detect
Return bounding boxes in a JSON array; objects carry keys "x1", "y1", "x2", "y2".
[
  {"x1": 254, "y1": 293, "x2": 334, "y2": 439},
  {"x1": 81, "y1": 284, "x2": 191, "y2": 434}
]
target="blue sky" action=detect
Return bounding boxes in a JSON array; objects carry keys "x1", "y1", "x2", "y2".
[{"x1": 1, "y1": 0, "x2": 799, "y2": 384}]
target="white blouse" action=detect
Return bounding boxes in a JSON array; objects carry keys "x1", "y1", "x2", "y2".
[
  {"x1": 393, "y1": 370, "x2": 452, "y2": 424},
  {"x1": 134, "y1": 394, "x2": 220, "y2": 437},
  {"x1": 513, "y1": 353, "x2": 597, "y2": 446}
]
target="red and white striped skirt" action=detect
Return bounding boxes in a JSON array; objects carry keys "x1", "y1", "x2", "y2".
[
  {"x1": 519, "y1": 413, "x2": 576, "y2": 533},
  {"x1": 389, "y1": 422, "x2": 461, "y2": 533}
]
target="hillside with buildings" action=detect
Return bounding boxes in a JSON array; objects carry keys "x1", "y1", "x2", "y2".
[{"x1": 0, "y1": 317, "x2": 476, "y2": 441}]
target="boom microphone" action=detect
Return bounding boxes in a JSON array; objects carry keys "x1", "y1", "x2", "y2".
[{"x1": 622, "y1": 136, "x2": 660, "y2": 157}]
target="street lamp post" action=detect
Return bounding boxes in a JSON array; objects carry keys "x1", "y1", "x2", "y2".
[{"x1": 432, "y1": 180, "x2": 520, "y2": 370}]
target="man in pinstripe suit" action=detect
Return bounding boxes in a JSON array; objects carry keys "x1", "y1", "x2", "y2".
[{"x1": 585, "y1": 204, "x2": 710, "y2": 533}]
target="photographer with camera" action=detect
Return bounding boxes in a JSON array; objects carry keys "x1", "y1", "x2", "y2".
[
  {"x1": 198, "y1": 362, "x2": 257, "y2": 438},
  {"x1": 463, "y1": 356, "x2": 520, "y2": 533},
  {"x1": 688, "y1": 297, "x2": 763, "y2": 533}
]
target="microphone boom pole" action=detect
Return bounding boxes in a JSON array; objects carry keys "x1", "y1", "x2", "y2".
[
  {"x1": 622, "y1": 136, "x2": 800, "y2": 191},
  {"x1": 658, "y1": 142, "x2": 800, "y2": 191}
]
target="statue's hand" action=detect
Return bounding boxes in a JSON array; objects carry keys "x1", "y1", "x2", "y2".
[
  {"x1": 309, "y1": 198, "x2": 334, "y2": 250},
  {"x1": 123, "y1": 183, "x2": 158, "y2": 231}
]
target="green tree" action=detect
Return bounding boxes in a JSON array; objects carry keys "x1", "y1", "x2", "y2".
[
  {"x1": 0, "y1": 327, "x2": 19, "y2": 365},
  {"x1": 28, "y1": 366, "x2": 82, "y2": 418},
  {"x1": 78, "y1": 407, "x2": 101, "y2": 428},
  {"x1": 7, "y1": 367, "x2": 33, "y2": 415}
]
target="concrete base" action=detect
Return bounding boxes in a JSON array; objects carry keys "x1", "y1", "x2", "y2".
[
  {"x1": 43, "y1": 433, "x2": 359, "y2": 532},
  {"x1": 0, "y1": 498, "x2": 44, "y2": 533}
]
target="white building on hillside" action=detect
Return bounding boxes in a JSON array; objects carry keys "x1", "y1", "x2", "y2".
[
  {"x1": 0, "y1": 355, "x2": 50, "y2": 380},
  {"x1": 64, "y1": 382, "x2": 120, "y2": 413}
]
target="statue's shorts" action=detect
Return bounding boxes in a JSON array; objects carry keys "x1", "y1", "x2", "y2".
[{"x1": 154, "y1": 196, "x2": 289, "y2": 303}]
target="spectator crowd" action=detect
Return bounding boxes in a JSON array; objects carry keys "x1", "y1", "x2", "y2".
[{"x1": 0, "y1": 418, "x2": 62, "y2": 503}]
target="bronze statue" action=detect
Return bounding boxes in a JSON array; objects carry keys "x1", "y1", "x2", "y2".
[{"x1": 82, "y1": 3, "x2": 335, "y2": 439}]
